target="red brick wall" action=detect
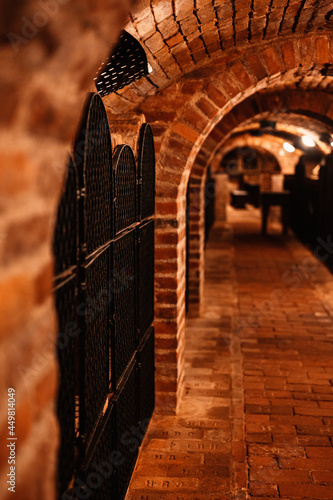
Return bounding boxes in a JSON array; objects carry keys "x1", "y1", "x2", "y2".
[
  {"x1": 215, "y1": 135, "x2": 302, "y2": 178},
  {"x1": 0, "y1": 1, "x2": 134, "y2": 498}
]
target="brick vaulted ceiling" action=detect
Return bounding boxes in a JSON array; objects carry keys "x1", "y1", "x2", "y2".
[
  {"x1": 197, "y1": 90, "x2": 333, "y2": 168},
  {"x1": 104, "y1": 0, "x2": 333, "y2": 111},
  {"x1": 101, "y1": 0, "x2": 333, "y2": 194}
]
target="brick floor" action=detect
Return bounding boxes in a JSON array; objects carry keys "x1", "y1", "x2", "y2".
[{"x1": 126, "y1": 208, "x2": 333, "y2": 500}]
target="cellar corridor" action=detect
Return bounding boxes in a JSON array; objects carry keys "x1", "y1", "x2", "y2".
[
  {"x1": 3, "y1": 1, "x2": 333, "y2": 498},
  {"x1": 126, "y1": 208, "x2": 333, "y2": 500}
]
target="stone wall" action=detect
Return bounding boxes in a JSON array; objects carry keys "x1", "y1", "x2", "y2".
[{"x1": 0, "y1": 1, "x2": 134, "y2": 498}]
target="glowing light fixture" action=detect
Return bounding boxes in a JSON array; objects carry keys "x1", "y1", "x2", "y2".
[
  {"x1": 302, "y1": 135, "x2": 316, "y2": 147},
  {"x1": 148, "y1": 63, "x2": 153, "y2": 74},
  {"x1": 330, "y1": 141, "x2": 333, "y2": 147},
  {"x1": 283, "y1": 142, "x2": 295, "y2": 153}
]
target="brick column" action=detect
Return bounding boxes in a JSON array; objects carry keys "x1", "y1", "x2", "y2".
[
  {"x1": 0, "y1": 2, "x2": 132, "y2": 498},
  {"x1": 154, "y1": 208, "x2": 186, "y2": 413},
  {"x1": 214, "y1": 173, "x2": 229, "y2": 221}
]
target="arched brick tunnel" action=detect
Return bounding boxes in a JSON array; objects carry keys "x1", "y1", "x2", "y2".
[{"x1": 1, "y1": 0, "x2": 333, "y2": 498}]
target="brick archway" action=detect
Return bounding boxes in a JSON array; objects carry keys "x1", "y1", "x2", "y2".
[
  {"x1": 117, "y1": 40, "x2": 333, "y2": 411},
  {"x1": 186, "y1": 149, "x2": 210, "y2": 317}
]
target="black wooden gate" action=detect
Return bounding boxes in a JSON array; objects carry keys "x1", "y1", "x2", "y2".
[{"x1": 53, "y1": 94, "x2": 155, "y2": 500}]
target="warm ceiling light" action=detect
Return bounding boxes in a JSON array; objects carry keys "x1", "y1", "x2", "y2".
[
  {"x1": 283, "y1": 142, "x2": 295, "y2": 153},
  {"x1": 330, "y1": 141, "x2": 333, "y2": 147},
  {"x1": 148, "y1": 63, "x2": 153, "y2": 74},
  {"x1": 302, "y1": 135, "x2": 316, "y2": 147}
]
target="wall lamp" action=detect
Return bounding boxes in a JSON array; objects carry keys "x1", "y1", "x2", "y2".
[{"x1": 301, "y1": 135, "x2": 316, "y2": 148}]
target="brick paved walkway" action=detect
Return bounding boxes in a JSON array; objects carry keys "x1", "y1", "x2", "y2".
[{"x1": 126, "y1": 208, "x2": 333, "y2": 500}]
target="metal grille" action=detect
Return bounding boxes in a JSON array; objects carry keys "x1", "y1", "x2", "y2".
[
  {"x1": 95, "y1": 31, "x2": 148, "y2": 97},
  {"x1": 55, "y1": 275, "x2": 77, "y2": 496},
  {"x1": 137, "y1": 220, "x2": 154, "y2": 339},
  {"x1": 114, "y1": 361, "x2": 138, "y2": 500},
  {"x1": 111, "y1": 230, "x2": 136, "y2": 385},
  {"x1": 80, "y1": 248, "x2": 110, "y2": 438},
  {"x1": 137, "y1": 327, "x2": 155, "y2": 425},
  {"x1": 53, "y1": 156, "x2": 78, "y2": 276},
  {"x1": 54, "y1": 91, "x2": 155, "y2": 499},
  {"x1": 138, "y1": 124, "x2": 155, "y2": 220},
  {"x1": 82, "y1": 405, "x2": 115, "y2": 500},
  {"x1": 83, "y1": 93, "x2": 112, "y2": 256},
  {"x1": 113, "y1": 145, "x2": 137, "y2": 235}
]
